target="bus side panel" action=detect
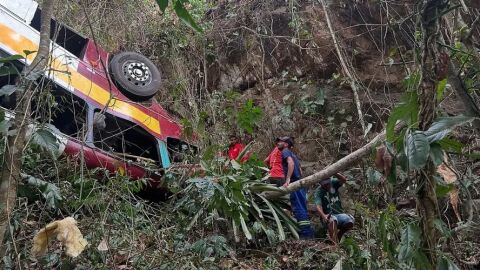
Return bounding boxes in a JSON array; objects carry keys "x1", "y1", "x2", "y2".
[{"x1": 63, "y1": 139, "x2": 163, "y2": 188}]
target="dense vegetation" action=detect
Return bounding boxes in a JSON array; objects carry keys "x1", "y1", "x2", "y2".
[{"x1": 0, "y1": 0, "x2": 479, "y2": 269}]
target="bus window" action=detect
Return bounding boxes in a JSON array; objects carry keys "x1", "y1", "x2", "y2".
[
  {"x1": 48, "y1": 87, "x2": 88, "y2": 138},
  {"x1": 0, "y1": 72, "x2": 89, "y2": 139},
  {"x1": 93, "y1": 111, "x2": 160, "y2": 164},
  {"x1": 0, "y1": 69, "x2": 19, "y2": 110},
  {"x1": 30, "y1": 8, "x2": 88, "y2": 58},
  {"x1": 166, "y1": 137, "x2": 197, "y2": 163}
]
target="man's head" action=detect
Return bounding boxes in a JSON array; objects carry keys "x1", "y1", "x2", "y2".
[
  {"x1": 320, "y1": 178, "x2": 332, "y2": 191},
  {"x1": 229, "y1": 135, "x2": 240, "y2": 146},
  {"x1": 276, "y1": 136, "x2": 294, "y2": 150}
]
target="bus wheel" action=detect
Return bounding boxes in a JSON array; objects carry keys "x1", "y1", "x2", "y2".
[{"x1": 109, "y1": 52, "x2": 161, "y2": 101}]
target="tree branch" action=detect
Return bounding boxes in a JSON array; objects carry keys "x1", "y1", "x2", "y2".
[
  {"x1": 0, "y1": 0, "x2": 55, "y2": 256},
  {"x1": 265, "y1": 130, "x2": 386, "y2": 197},
  {"x1": 319, "y1": 0, "x2": 367, "y2": 134}
]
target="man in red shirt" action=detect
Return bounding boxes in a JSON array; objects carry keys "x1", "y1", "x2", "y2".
[
  {"x1": 227, "y1": 135, "x2": 249, "y2": 162},
  {"x1": 264, "y1": 139, "x2": 285, "y2": 187}
]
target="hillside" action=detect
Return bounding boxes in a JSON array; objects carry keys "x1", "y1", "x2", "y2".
[{"x1": 0, "y1": 0, "x2": 479, "y2": 269}]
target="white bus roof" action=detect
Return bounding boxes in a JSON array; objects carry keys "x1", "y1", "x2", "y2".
[{"x1": 0, "y1": 0, "x2": 38, "y2": 25}]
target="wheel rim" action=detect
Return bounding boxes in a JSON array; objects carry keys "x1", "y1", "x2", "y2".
[{"x1": 122, "y1": 60, "x2": 152, "y2": 86}]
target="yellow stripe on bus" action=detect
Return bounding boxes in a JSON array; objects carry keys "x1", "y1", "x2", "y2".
[{"x1": 0, "y1": 23, "x2": 161, "y2": 135}]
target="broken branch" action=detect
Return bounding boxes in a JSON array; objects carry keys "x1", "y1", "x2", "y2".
[
  {"x1": 319, "y1": 0, "x2": 367, "y2": 133},
  {"x1": 266, "y1": 130, "x2": 385, "y2": 197}
]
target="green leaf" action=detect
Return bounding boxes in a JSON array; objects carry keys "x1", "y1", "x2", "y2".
[
  {"x1": 180, "y1": 118, "x2": 193, "y2": 139},
  {"x1": 413, "y1": 251, "x2": 432, "y2": 270},
  {"x1": 31, "y1": 128, "x2": 59, "y2": 154},
  {"x1": 434, "y1": 176, "x2": 453, "y2": 198},
  {"x1": 436, "y1": 79, "x2": 447, "y2": 101},
  {"x1": 237, "y1": 100, "x2": 263, "y2": 134},
  {"x1": 250, "y1": 199, "x2": 263, "y2": 219},
  {"x1": 2, "y1": 255, "x2": 13, "y2": 269},
  {"x1": 0, "y1": 54, "x2": 23, "y2": 63},
  {"x1": 232, "y1": 219, "x2": 240, "y2": 243},
  {"x1": 22, "y1": 174, "x2": 62, "y2": 209},
  {"x1": 236, "y1": 141, "x2": 252, "y2": 162},
  {"x1": 258, "y1": 194, "x2": 285, "y2": 241},
  {"x1": 0, "y1": 120, "x2": 11, "y2": 136},
  {"x1": 397, "y1": 152, "x2": 408, "y2": 171},
  {"x1": 366, "y1": 167, "x2": 382, "y2": 185},
  {"x1": 230, "y1": 160, "x2": 241, "y2": 170},
  {"x1": 248, "y1": 183, "x2": 283, "y2": 193},
  {"x1": 199, "y1": 160, "x2": 211, "y2": 172},
  {"x1": 156, "y1": 0, "x2": 169, "y2": 12},
  {"x1": 425, "y1": 115, "x2": 475, "y2": 143},
  {"x1": 281, "y1": 105, "x2": 291, "y2": 116},
  {"x1": 0, "y1": 85, "x2": 17, "y2": 96},
  {"x1": 316, "y1": 88, "x2": 325, "y2": 105},
  {"x1": 437, "y1": 256, "x2": 460, "y2": 270},
  {"x1": 23, "y1": 50, "x2": 36, "y2": 56},
  {"x1": 433, "y1": 219, "x2": 452, "y2": 238},
  {"x1": 465, "y1": 151, "x2": 480, "y2": 160},
  {"x1": 430, "y1": 143, "x2": 444, "y2": 166},
  {"x1": 269, "y1": 201, "x2": 300, "y2": 230},
  {"x1": 405, "y1": 131, "x2": 430, "y2": 170},
  {"x1": 282, "y1": 93, "x2": 293, "y2": 104},
  {"x1": 173, "y1": 1, "x2": 203, "y2": 33},
  {"x1": 398, "y1": 223, "x2": 421, "y2": 262},
  {"x1": 378, "y1": 211, "x2": 390, "y2": 253},
  {"x1": 0, "y1": 65, "x2": 19, "y2": 76},
  {"x1": 239, "y1": 216, "x2": 252, "y2": 240},
  {"x1": 286, "y1": 223, "x2": 300, "y2": 240},
  {"x1": 386, "y1": 91, "x2": 418, "y2": 142},
  {"x1": 438, "y1": 138, "x2": 463, "y2": 153},
  {"x1": 186, "y1": 208, "x2": 203, "y2": 230},
  {"x1": 385, "y1": 145, "x2": 397, "y2": 183}
]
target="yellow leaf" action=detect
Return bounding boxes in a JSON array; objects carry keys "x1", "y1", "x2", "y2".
[
  {"x1": 97, "y1": 239, "x2": 109, "y2": 251},
  {"x1": 32, "y1": 217, "x2": 88, "y2": 258},
  {"x1": 437, "y1": 163, "x2": 457, "y2": 184},
  {"x1": 437, "y1": 163, "x2": 461, "y2": 221}
]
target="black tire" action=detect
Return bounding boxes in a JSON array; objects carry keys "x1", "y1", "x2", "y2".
[{"x1": 109, "y1": 52, "x2": 161, "y2": 101}]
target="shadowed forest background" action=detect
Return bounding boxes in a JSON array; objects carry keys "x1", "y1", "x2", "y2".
[{"x1": 0, "y1": 0, "x2": 479, "y2": 269}]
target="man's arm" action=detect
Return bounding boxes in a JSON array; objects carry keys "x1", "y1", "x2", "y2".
[
  {"x1": 284, "y1": 156, "x2": 294, "y2": 187},
  {"x1": 316, "y1": 205, "x2": 329, "y2": 223}
]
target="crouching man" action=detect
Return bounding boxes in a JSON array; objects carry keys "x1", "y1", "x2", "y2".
[{"x1": 314, "y1": 173, "x2": 354, "y2": 244}]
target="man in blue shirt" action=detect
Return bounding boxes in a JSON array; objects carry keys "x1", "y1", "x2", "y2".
[{"x1": 277, "y1": 136, "x2": 314, "y2": 239}]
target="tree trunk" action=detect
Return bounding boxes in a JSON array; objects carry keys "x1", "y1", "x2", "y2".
[
  {"x1": 447, "y1": 61, "x2": 480, "y2": 130},
  {"x1": 265, "y1": 130, "x2": 386, "y2": 197},
  {"x1": 416, "y1": 0, "x2": 445, "y2": 266},
  {"x1": 0, "y1": 0, "x2": 55, "y2": 254}
]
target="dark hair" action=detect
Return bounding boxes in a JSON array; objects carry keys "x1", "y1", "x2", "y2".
[
  {"x1": 277, "y1": 136, "x2": 294, "y2": 147},
  {"x1": 320, "y1": 178, "x2": 331, "y2": 186}
]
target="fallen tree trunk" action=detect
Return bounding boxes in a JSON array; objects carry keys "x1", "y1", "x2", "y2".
[{"x1": 266, "y1": 130, "x2": 386, "y2": 197}]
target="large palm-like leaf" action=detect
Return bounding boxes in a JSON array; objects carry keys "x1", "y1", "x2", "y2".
[{"x1": 175, "y1": 156, "x2": 300, "y2": 242}]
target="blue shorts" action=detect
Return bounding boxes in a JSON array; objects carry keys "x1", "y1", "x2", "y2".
[{"x1": 331, "y1": 214, "x2": 355, "y2": 228}]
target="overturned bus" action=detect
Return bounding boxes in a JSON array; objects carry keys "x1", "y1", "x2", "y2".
[{"x1": 0, "y1": 0, "x2": 196, "y2": 194}]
